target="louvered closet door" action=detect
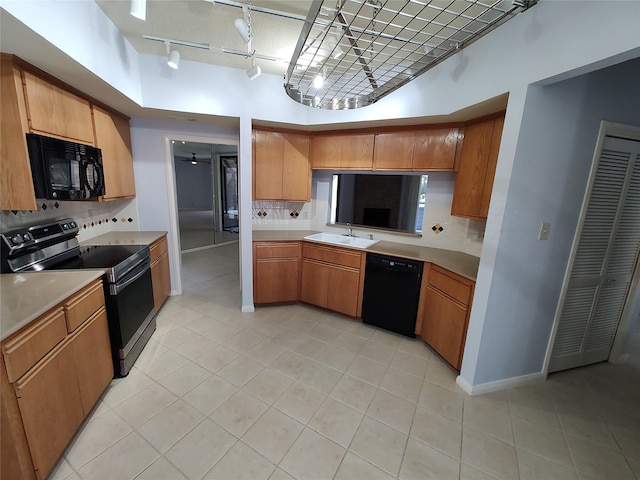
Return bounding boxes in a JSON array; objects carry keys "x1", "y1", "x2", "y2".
[{"x1": 550, "y1": 136, "x2": 640, "y2": 372}]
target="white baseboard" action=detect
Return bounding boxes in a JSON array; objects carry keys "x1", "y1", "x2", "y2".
[
  {"x1": 241, "y1": 304, "x2": 255, "y2": 313},
  {"x1": 611, "y1": 353, "x2": 630, "y2": 364},
  {"x1": 456, "y1": 371, "x2": 547, "y2": 396}
]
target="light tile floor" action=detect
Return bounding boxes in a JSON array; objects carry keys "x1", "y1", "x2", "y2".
[{"x1": 50, "y1": 244, "x2": 640, "y2": 480}]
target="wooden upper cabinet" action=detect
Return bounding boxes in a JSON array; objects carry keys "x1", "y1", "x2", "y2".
[
  {"x1": 341, "y1": 133, "x2": 374, "y2": 170},
  {"x1": 0, "y1": 55, "x2": 136, "y2": 210},
  {"x1": 311, "y1": 133, "x2": 374, "y2": 170},
  {"x1": 373, "y1": 131, "x2": 416, "y2": 171},
  {"x1": 310, "y1": 135, "x2": 341, "y2": 169},
  {"x1": 0, "y1": 56, "x2": 36, "y2": 211},
  {"x1": 480, "y1": 116, "x2": 504, "y2": 218},
  {"x1": 451, "y1": 115, "x2": 504, "y2": 220},
  {"x1": 253, "y1": 129, "x2": 310, "y2": 201},
  {"x1": 93, "y1": 106, "x2": 136, "y2": 200},
  {"x1": 283, "y1": 133, "x2": 311, "y2": 201},
  {"x1": 412, "y1": 128, "x2": 460, "y2": 171},
  {"x1": 254, "y1": 130, "x2": 284, "y2": 200},
  {"x1": 22, "y1": 71, "x2": 94, "y2": 145}
]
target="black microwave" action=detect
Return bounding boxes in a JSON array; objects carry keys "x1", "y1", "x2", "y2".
[{"x1": 26, "y1": 133, "x2": 105, "y2": 200}]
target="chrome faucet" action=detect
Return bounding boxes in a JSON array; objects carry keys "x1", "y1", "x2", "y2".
[{"x1": 346, "y1": 222, "x2": 353, "y2": 237}]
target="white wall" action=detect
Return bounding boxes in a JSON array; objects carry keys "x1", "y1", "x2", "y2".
[{"x1": 460, "y1": 58, "x2": 640, "y2": 387}]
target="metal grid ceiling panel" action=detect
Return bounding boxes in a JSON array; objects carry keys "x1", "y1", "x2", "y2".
[{"x1": 285, "y1": 0, "x2": 536, "y2": 109}]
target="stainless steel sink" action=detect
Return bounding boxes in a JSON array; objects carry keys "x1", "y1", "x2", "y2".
[{"x1": 303, "y1": 232, "x2": 380, "y2": 249}]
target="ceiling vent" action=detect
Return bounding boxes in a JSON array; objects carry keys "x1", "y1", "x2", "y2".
[{"x1": 285, "y1": 0, "x2": 537, "y2": 110}]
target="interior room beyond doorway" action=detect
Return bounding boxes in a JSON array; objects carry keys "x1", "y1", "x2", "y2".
[{"x1": 172, "y1": 140, "x2": 239, "y2": 251}]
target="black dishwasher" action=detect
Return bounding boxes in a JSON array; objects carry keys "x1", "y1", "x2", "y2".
[{"x1": 362, "y1": 253, "x2": 424, "y2": 338}]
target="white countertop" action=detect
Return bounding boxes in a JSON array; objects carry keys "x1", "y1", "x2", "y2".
[
  {"x1": 1, "y1": 270, "x2": 105, "y2": 341},
  {"x1": 82, "y1": 231, "x2": 167, "y2": 246}
]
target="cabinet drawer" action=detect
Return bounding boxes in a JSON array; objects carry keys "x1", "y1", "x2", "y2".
[
  {"x1": 428, "y1": 267, "x2": 473, "y2": 306},
  {"x1": 64, "y1": 280, "x2": 105, "y2": 333},
  {"x1": 150, "y1": 236, "x2": 168, "y2": 264},
  {"x1": 255, "y1": 242, "x2": 300, "y2": 259},
  {"x1": 2, "y1": 308, "x2": 67, "y2": 383},
  {"x1": 302, "y1": 243, "x2": 362, "y2": 269}
]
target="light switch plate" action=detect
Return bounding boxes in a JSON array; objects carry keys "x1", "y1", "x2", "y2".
[{"x1": 539, "y1": 222, "x2": 550, "y2": 240}]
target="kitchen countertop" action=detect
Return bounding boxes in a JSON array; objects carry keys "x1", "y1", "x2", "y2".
[
  {"x1": 252, "y1": 230, "x2": 480, "y2": 281},
  {"x1": 82, "y1": 231, "x2": 167, "y2": 246},
  {"x1": 0, "y1": 270, "x2": 104, "y2": 341},
  {"x1": 253, "y1": 230, "x2": 319, "y2": 242}
]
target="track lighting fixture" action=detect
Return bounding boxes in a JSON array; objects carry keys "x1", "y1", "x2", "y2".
[
  {"x1": 168, "y1": 49, "x2": 180, "y2": 69},
  {"x1": 246, "y1": 56, "x2": 261, "y2": 80},
  {"x1": 234, "y1": 6, "x2": 251, "y2": 44},
  {"x1": 130, "y1": 0, "x2": 146, "y2": 21},
  {"x1": 234, "y1": 18, "x2": 250, "y2": 44},
  {"x1": 165, "y1": 41, "x2": 180, "y2": 69},
  {"x1": 246, "y1": 65, "x2": 262, "y2": 80}
]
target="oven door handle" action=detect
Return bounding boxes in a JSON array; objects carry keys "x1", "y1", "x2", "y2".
[{"x1": 110, "y1": 258, "x2": 151, "y2": 295}]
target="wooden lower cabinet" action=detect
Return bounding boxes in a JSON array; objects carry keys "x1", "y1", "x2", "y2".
[
  {"x1": 254, "y1": 242, "x2": 300, "y2": 304},
  {"x1": 421, "y1": 287, "x2": 468, "y2": 368},
  {"x1": 300, "y1": 243, "x2": 363, "y2": 317},
  {"x1": 255, "y1": 258, "x2": 300, "y2": 303},
  {"x1": 419, "y1": 265, "x2": 474, "y2": 370},
  {"x1": 150, "y1": 235, "x2": 171, "y2": 311},
  {"x1": 1, "y1": 279, "x2": 112, "y2": 480},
  {"x1": 300, "y1": 259, "x2": 330, "y2": 308},
  {"x1": 70, "y1": 307, "x2": 113, "y2": 414},
  {"x1": 15, "y1": 341, "x2": 84, "y2": 480},
  {"x1": 326, "y1": 264, "x2": 360, "y2": 317}
]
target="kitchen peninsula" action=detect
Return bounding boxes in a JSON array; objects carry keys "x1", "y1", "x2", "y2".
[{"x1": 253, "y1": 230, "x2": 479, "y2": 370}]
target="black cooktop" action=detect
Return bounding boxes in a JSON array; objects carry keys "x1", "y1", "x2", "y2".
[
  {"x1": 54, "y1": 244, "x2": 149, "y2": 283},
  {"x1": 58, "y1": 245, "x2": 146, "y2": 269}
]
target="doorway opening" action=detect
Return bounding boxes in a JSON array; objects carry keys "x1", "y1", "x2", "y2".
[{"x1": 172, "y1": 140, "x2": 239, "y2": 252}]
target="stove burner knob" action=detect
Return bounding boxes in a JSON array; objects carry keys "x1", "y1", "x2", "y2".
[
  {"x1": 70, "y1": 222, "x2": 77, "y2": 228},
  {"x1": 22, "y1": 233, "x2": 31, "y2": 241},
  {"x1": 11, "y1": 234, "x2": 23, "y2": 245},
  {"x1": 62, "y1": 223, "x2": 69, "y2": 230}
]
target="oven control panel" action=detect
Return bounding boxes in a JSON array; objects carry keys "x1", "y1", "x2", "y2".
[{"x1": 1, "y1": 218, "x2": 79, "y2": 250}]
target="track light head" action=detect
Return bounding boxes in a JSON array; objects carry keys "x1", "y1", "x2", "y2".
[
  {"x1": 246, "y1": 64, "x2": 262, "y2": 80},
  {"x1": 168, "y1": 49, "x2": 180, "y2": 69},
  {"x1": 234, "y1": 18, "x2": 250, "y2": 43},
  {"x1": 130, "y1": 0, "x2": 146, "y2": 20}
]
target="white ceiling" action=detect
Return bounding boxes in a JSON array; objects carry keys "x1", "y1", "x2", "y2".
[{"x1": 95, "y1": 0, "x2": 313, "y2": 77}]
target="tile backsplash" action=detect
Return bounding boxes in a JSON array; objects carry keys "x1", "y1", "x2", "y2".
[
  {"x1": 251, "y1": 171, "x2": 485, "y2": 258},
  {"x1": 1, "y1": 199, "x2": 139, "y2": 242}
]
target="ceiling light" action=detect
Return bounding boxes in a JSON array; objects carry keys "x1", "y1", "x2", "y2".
[
  {"x1": 234, "y1": 18, "x2": 250, "y2": 44},
  {"x1": 130, "y1": 0, "x2": 146, "y2": 20},
  {"x1": 168, "y1": 49, "x2": 180, "y2": 69},
  {"x1": 246, "y1": 63, "x2": 262, "y2": 80},
  {"x1": 191, "y1": 161, "x2": 198, "y2": 165},
  {"x1": 313, "y1": 74, "x2": 324, "y2": 89}
]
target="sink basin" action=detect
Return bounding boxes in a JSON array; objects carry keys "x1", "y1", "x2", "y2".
[{"x1": 304, "y1": 232, "x2": 380, "y2": 249}]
